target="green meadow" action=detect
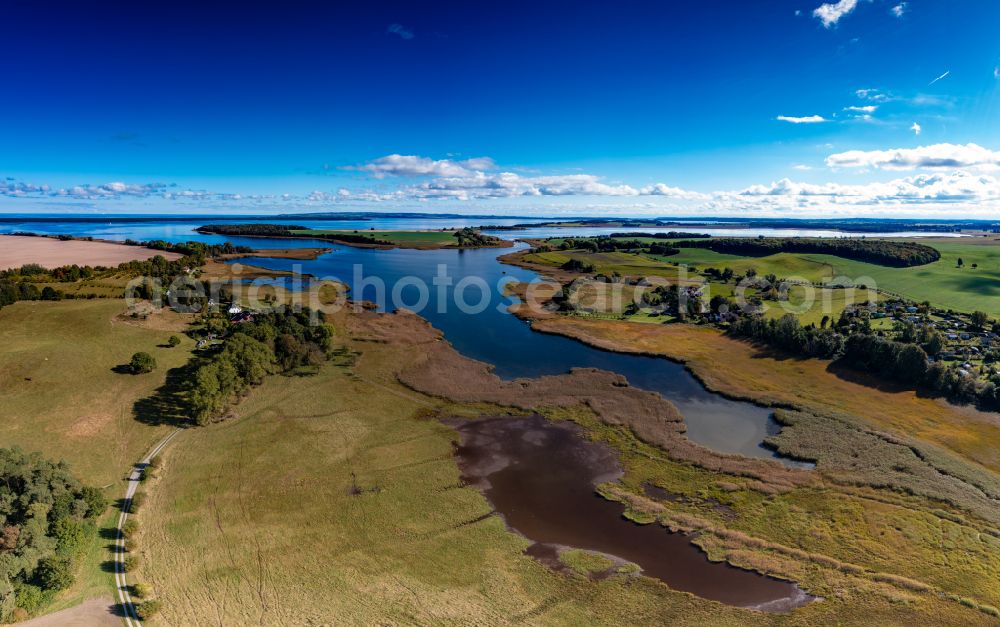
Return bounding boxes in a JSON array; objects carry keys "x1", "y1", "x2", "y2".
[
  {"x1": 291, "y1": 229, "x2": 459, "y2": 247},
  {"x1": 535, "y1": 237, "x2": 1000, "y2": 316}
]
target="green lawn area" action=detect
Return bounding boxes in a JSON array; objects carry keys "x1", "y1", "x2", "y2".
[
  {"x1": 798, "y1": 239, "x2": 1000, "y2": 316},
  {"x1": 656, "y1": 249, "x2": 837, "y2": 283},
  {"x1": 291, "y1": 229, "x2": 458, "y2": 247},
  {"x1": 664, "y1": 238, "x2": 1000, "y2": 316},
  {"x1": 537, "y1": 237, "x2": 1000, "y2": 317},
  {"x1": 523, "y1": 250, "x2": 702, "y2": 283},
  {"x1": 761, "y1": 285, "x2": 881, "y2": 326},
  {"x1": 0, "y1": 299, "x2": 194, "y2": 485}
]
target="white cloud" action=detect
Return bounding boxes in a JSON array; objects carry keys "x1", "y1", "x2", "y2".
[
  {"x1": 928, "y1": 70, "x2": 950, "y2": 86},
  {"x1": 910, "y1": 122, "x2": 922, "y2": 136},
  {"x1": 891, "y1": 3, "x2": 906, "y2": 17},
  {"x1": 792, "y1": 164, "x2": 813, "y2": 171},
  {"x1": 776, "y1": 115, "x2": 827, "y2": 124},
  {"x1": 337, "y1": 154, "x2": 709, "y2": 201},
  {"x1": 813, "y1": 0, "x2": 859, "y2": 28},
  {"x1": 994, "y1": 66, "x2": 999, "y2": 79},
  {"x1": 735, "y1": 170, "x2": 1000, "y2": 206},
  {"x1": 349, "y1": 154, "x2": 496, "y2": 179},
  {"x1": 638, "y1": 183, "x2": 708, "y2": 200},
  {"x1": 386, "y1": 23, "x2": 414, "y2": 40},
  {"x1": 855, "y1": 88, "x2": 889, "y2": 102},
  {"x1": 826, "y1": 143, "x2": 1000, "y2": 171},
  {"x1": 845, "y1": 105, "x2": 877, "y2": 113}
]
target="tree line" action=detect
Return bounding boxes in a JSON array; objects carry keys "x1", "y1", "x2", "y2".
[
  {"x1": 675, "y1": 237, "x2": 941, "y2": 267},
  {"x1": 556, "y1": 237, "x2": 679, "y2": 256},
  {"x1": 728, "y1": 313, "x2": 1000, "y2": 411},
  {"x1": 0, "y1": 448, "x2": 107, "y2": 622},
  {"x1": 196, "y1": 223, "x2": 398, "y2": 246},
  {"x1": 607, "y1": 231, "x2": 710, "y2": 239}
]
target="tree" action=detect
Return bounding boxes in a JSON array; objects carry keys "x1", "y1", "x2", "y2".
[
  {"x1": 922, "y1": 331, "x2": 944, "y2": 357},
  {"x1": 893, "y1": 344, "x2": 929, "y2": 384},
  {"x1": 971, "y1": 311, "x2": 989, "y2": 330},
  {"x1": 957, "y1": 257, "x2": 964, "y2": 267},
  {"x1": 74, "y1": 486, "x2": 106, "y2": 517},
  {"x1": 51, "y1": 517, "x2": 87, "y2": 554},
  {"x1": 35, "y1": 556, "x2": 74, "y2": 591},
  {"x1": 129, "y1": 352, "x2": 157, "y2": 374},
  {"x1": 167, "y1": 335, "x2": 181, "y2": 347},
  {"x1": 121, "y1": 519, "x2": 139, "y2": 538},
  {"x1": 132, "y1": 583, "x2": 153, "y2": 599},
  {"x1": 134, "y1": 599, "x2": 163, "y2": 620},
  {"x1": 40, "y1": 286, "x2": 60, "y2": 301}
]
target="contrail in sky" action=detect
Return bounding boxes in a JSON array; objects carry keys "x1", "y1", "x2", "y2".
[{"x1": 928, "y1": 70, "x2": 950, "y2": 86}]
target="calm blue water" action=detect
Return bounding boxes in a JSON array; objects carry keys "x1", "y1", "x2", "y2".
[
  {"x1": 0, "y1": 215, "x2": 962, "y2": 244},
  {"x1": 491, "y1": 226, "x2": 967, "y2": 239}
]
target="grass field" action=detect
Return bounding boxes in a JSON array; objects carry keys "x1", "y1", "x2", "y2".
[
  {"x1": 133, "y1": 311, "x2": 999, "y2": 625},
  {"x1": 531, "y1": 237, "x2": 1000, "y2": 316},
  {"x1": 0, "y1": 299, "x2": 194, "y2": 485},
  {"x1": 0, "y1": 299, "x2": 197, "y2": 617},
  {"x1": 761, "y1": 285, "x2": 881, "y2": 326},
  {"x1": 291, "y1": 229, "x2": 461, "y2": 248},
  {"x1": 136, "y1": 337, "x2": 776, "y2": 625},
  {"x1": 795, "y1": 239, "x2": 1000, "y2": 316},
  {"x1": 522, "y1": 250, "x2": 703, "y2": 282}
]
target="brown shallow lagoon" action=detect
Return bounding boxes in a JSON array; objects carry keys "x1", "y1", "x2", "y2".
[{"x1": 447, "y1": 415, "x2": 815, "y2": 612}]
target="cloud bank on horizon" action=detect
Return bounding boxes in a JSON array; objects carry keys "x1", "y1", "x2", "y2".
[
  {"x1": 0, "y1": 1, "x2": 997, "y2": 219},
  {"x1": 6, "y1": 143, "x2": 1000, "y2": 218}
]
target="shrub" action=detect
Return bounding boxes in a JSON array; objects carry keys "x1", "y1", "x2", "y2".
[
  {"x1": 134, "y1": 599, "x2": 163, "y2": 620},
  {"x1": 79, "y1": 486, "x2": 108, "y2": 517},
  {"x1": 51, "y1": 517, "x2": 88, "y2": 555},
  {"x1": 121, "y1": 519, "x2": 139, "y2": 538},
  {"x1": 167, "y1": 335, "x2": 181, "y2": 347},
  {"x1": 35, "y1": 556, "x2": 75, "y2": 591},
  {"x1": 123, "y1": 555, "x2": 139, "y2": 573},
  {"x1": 13, "y1": 583, "x2": 47, "y2": 615},
  {"x1": 132, "y1": 583, "x2": 153, "y2": 599},
  {"x1": 129, "y1": 352, "x2": 157, "y2": 374}
]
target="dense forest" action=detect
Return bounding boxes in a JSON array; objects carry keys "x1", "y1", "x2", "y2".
[
  {"x1": 195, "y1": 223, "x2": 307, "y2": 236},
  {"x1": 557, "y1": 237, "x2": 679, "y2": 256},
  {"x1": 675, "y1": 237, "x2": 941, "y2": 267},
  {"x1": 607, "y1": 231, "x2": 711, "y2": 239},
  {"x1": 0, "y1": 449, "x2": 107, "y2": 622}
]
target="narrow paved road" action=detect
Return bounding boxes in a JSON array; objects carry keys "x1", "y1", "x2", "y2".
[{"x1": 114, "y1": 430, "x2": 181, "y2": 626}]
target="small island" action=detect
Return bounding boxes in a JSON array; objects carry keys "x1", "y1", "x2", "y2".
[{"x1": 195, "y1": 224, "x2": 511, "y2": 250}]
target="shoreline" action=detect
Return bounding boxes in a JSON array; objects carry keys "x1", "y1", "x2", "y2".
[{"x1": 192, "y1": 229, "x2": 515, "y2": 251}]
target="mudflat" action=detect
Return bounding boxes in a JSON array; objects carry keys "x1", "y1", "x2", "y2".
[{"x1": 0, "y1": 235, "x2": 181, "y2": 270}]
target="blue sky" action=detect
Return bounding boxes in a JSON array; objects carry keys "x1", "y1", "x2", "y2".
[{"x1": 1, "y1": 1, "x2": 999, "y2": 217}]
